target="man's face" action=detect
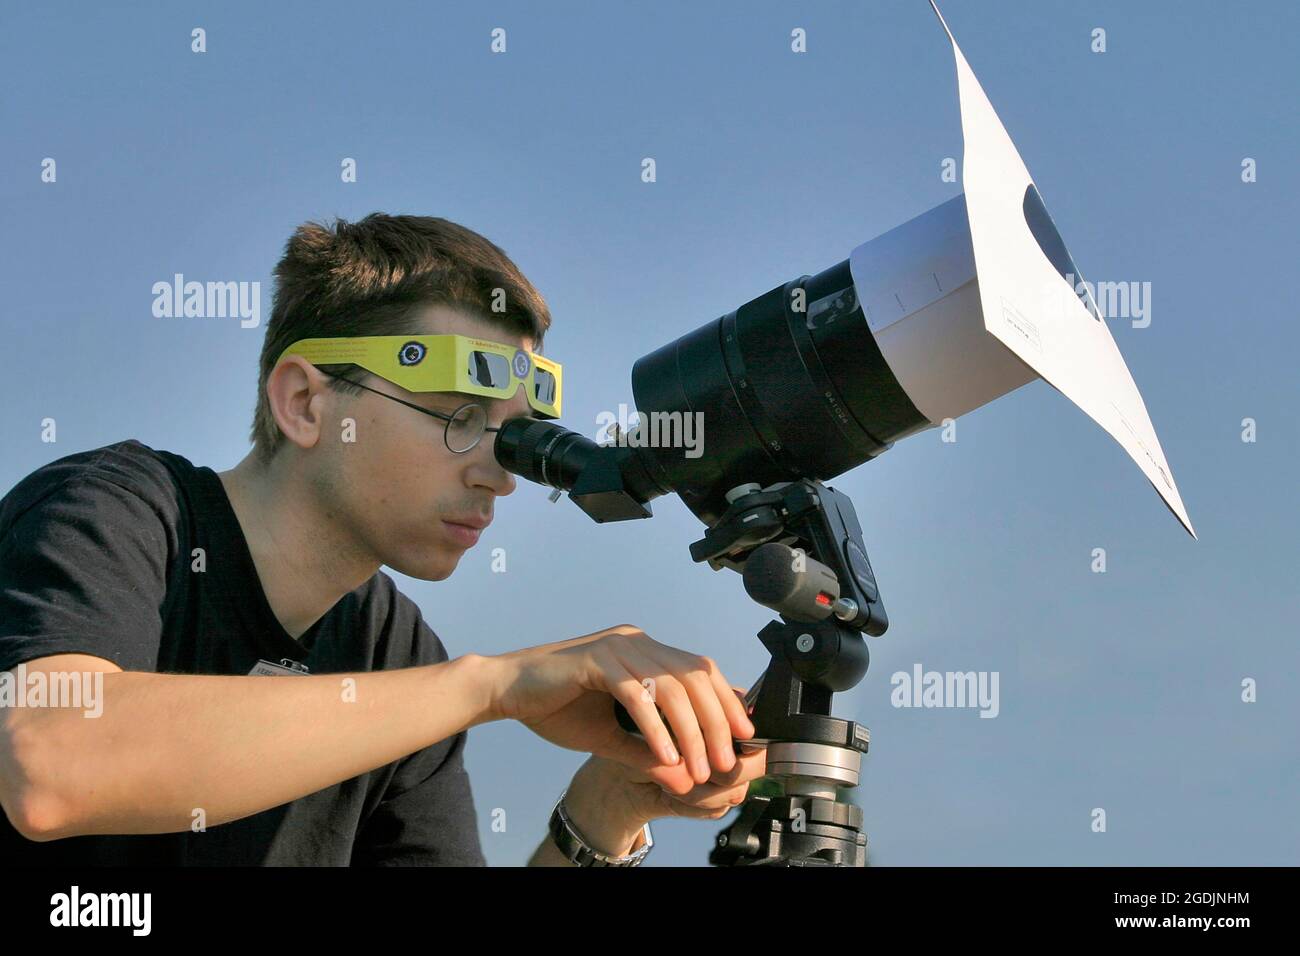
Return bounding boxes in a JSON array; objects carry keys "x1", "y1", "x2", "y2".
[{"x1": 312, "y1": 304, "x2": 539, "y2": 581}]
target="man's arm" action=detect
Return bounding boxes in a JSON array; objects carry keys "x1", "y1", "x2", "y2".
[{"x1": 0, "y1": 651, "x2": 497, "y2": 842}]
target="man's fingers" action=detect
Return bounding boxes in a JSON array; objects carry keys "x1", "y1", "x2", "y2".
[
  {"x1": 671, "y1": 778, "x2": 752, "y2": 806},
  {"x1": 707, "y1": 745, "x2": 767, "y2": 787},
  {"x1": 599, "y1": 656, "x2": 679, "y2": 767},
  {"x1": 678, "y1": 665, "x2": 738, "y2": 777},
  {"x1": 599, "y1": 633, "x2": 759, "y2": 788},
  {"x1": 613, "y1": 643, "x2": 709, "y2": 784},
  {"x1": 647, "y1": 747, "x2": 767, "y2": 803},
  {"x1": 649, "y1": 675, "x2": 710, "y2": 784},
  {"x1": 665, "y1": 801, "x2": 732, "y2": 820},
  {"x1": 709, "y1": 672, "x2": 755, "y2": 740},
  {"x1": 664, "y1": 781, "x2": 751, "y2": 817}
]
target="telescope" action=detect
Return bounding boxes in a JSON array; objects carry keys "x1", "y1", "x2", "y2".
[{"x1": 493, "y1": 1, "x2": 1193, "y2": 866}]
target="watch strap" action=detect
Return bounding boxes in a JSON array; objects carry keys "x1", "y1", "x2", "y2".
[{"x1": 548, "y1": 790, "x2": 653, "y2": 867}]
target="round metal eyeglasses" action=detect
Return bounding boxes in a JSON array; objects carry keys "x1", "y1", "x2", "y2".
[{"x1": 319, "y1": 369, "x2": 500, "y2": 453}]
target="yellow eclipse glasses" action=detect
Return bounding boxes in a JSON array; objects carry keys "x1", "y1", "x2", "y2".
[{"x1": 277, "y1": 334, "x2": 562, "y2": 419}]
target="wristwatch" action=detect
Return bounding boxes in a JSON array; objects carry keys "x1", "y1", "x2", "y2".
[{"x1": 548, "y1": 789, "x2": 654, "y2": 867}]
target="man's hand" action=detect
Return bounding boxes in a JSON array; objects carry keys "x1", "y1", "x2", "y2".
[
  {"x1": 482, "y1": 624, "x2": 755, "y2": 791},
  {"x1": 544, "y1": 736, "x2": 767, "y2": 862},
  {"x1": 576, "y1": 686, "x2": 766, "y2": 830},
  {"x1": 586, "y1": 741, "x2": 768, "y2": 824}
]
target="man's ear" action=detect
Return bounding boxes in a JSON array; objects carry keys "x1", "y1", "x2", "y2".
[{"x1": 266, "y1": 357, "x2": 333, "y2": 452}]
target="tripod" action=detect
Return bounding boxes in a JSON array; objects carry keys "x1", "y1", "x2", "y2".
[{"x1": 617, "y1": 478, "x2": 887, "y2": 866}]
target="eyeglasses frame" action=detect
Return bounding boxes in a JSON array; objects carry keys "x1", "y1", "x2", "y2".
[{"x1": 316, "y1": 367, "x2": 504, "y2": 454}]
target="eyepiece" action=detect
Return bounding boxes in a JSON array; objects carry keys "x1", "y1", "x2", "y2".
[{"x1": 494, "y1": 418, "x2": 599, "y2": 490}]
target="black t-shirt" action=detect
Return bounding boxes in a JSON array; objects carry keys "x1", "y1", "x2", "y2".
[{"x1": 0, "y1": 439, "x2": 486, "y2": 866}]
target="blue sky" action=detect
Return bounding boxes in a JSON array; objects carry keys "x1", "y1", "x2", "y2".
[{"x1": 2, "y1": 0, "x2": 1296, "y2": 865}]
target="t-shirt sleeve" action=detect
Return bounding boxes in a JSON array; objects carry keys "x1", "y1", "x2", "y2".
[
  {"x1": 350, "y1": 727, "x2": 488, "y2": 866},
  {"x1": 0, "y1": 475, "x2": 172, "y2": 674}
]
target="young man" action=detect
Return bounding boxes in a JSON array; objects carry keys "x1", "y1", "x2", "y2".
[{"x1": 0, "y1": 213, "x2": 765, "y2": 866}]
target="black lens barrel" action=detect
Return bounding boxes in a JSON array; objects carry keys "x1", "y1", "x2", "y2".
[
  {"x1": 495, "y1": 259, "x2": 930, "y2": 527},
  {"x1": 630, "y1": 260, "x2": 927, "y2": 525}
]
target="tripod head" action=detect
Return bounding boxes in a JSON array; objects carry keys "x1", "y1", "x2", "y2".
[{"x1": 613, "y1": 477, "x2": 886, "y2": 866}]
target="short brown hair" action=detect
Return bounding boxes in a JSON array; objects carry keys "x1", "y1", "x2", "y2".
[{"x1": 250, "y1": 213, "x2": 551, "y2": 464}]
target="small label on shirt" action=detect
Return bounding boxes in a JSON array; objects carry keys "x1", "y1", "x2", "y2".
[{"x1": 248, "y1": 659, "x2": 311, "y2": 677}]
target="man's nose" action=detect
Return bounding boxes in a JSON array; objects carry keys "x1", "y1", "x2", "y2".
[
  {"x1": 470, "y1": 437, "x2": 518, "y2": 497},
  {"x1": 479, "y1": 392, "x2": 535, "y2": 495}
]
